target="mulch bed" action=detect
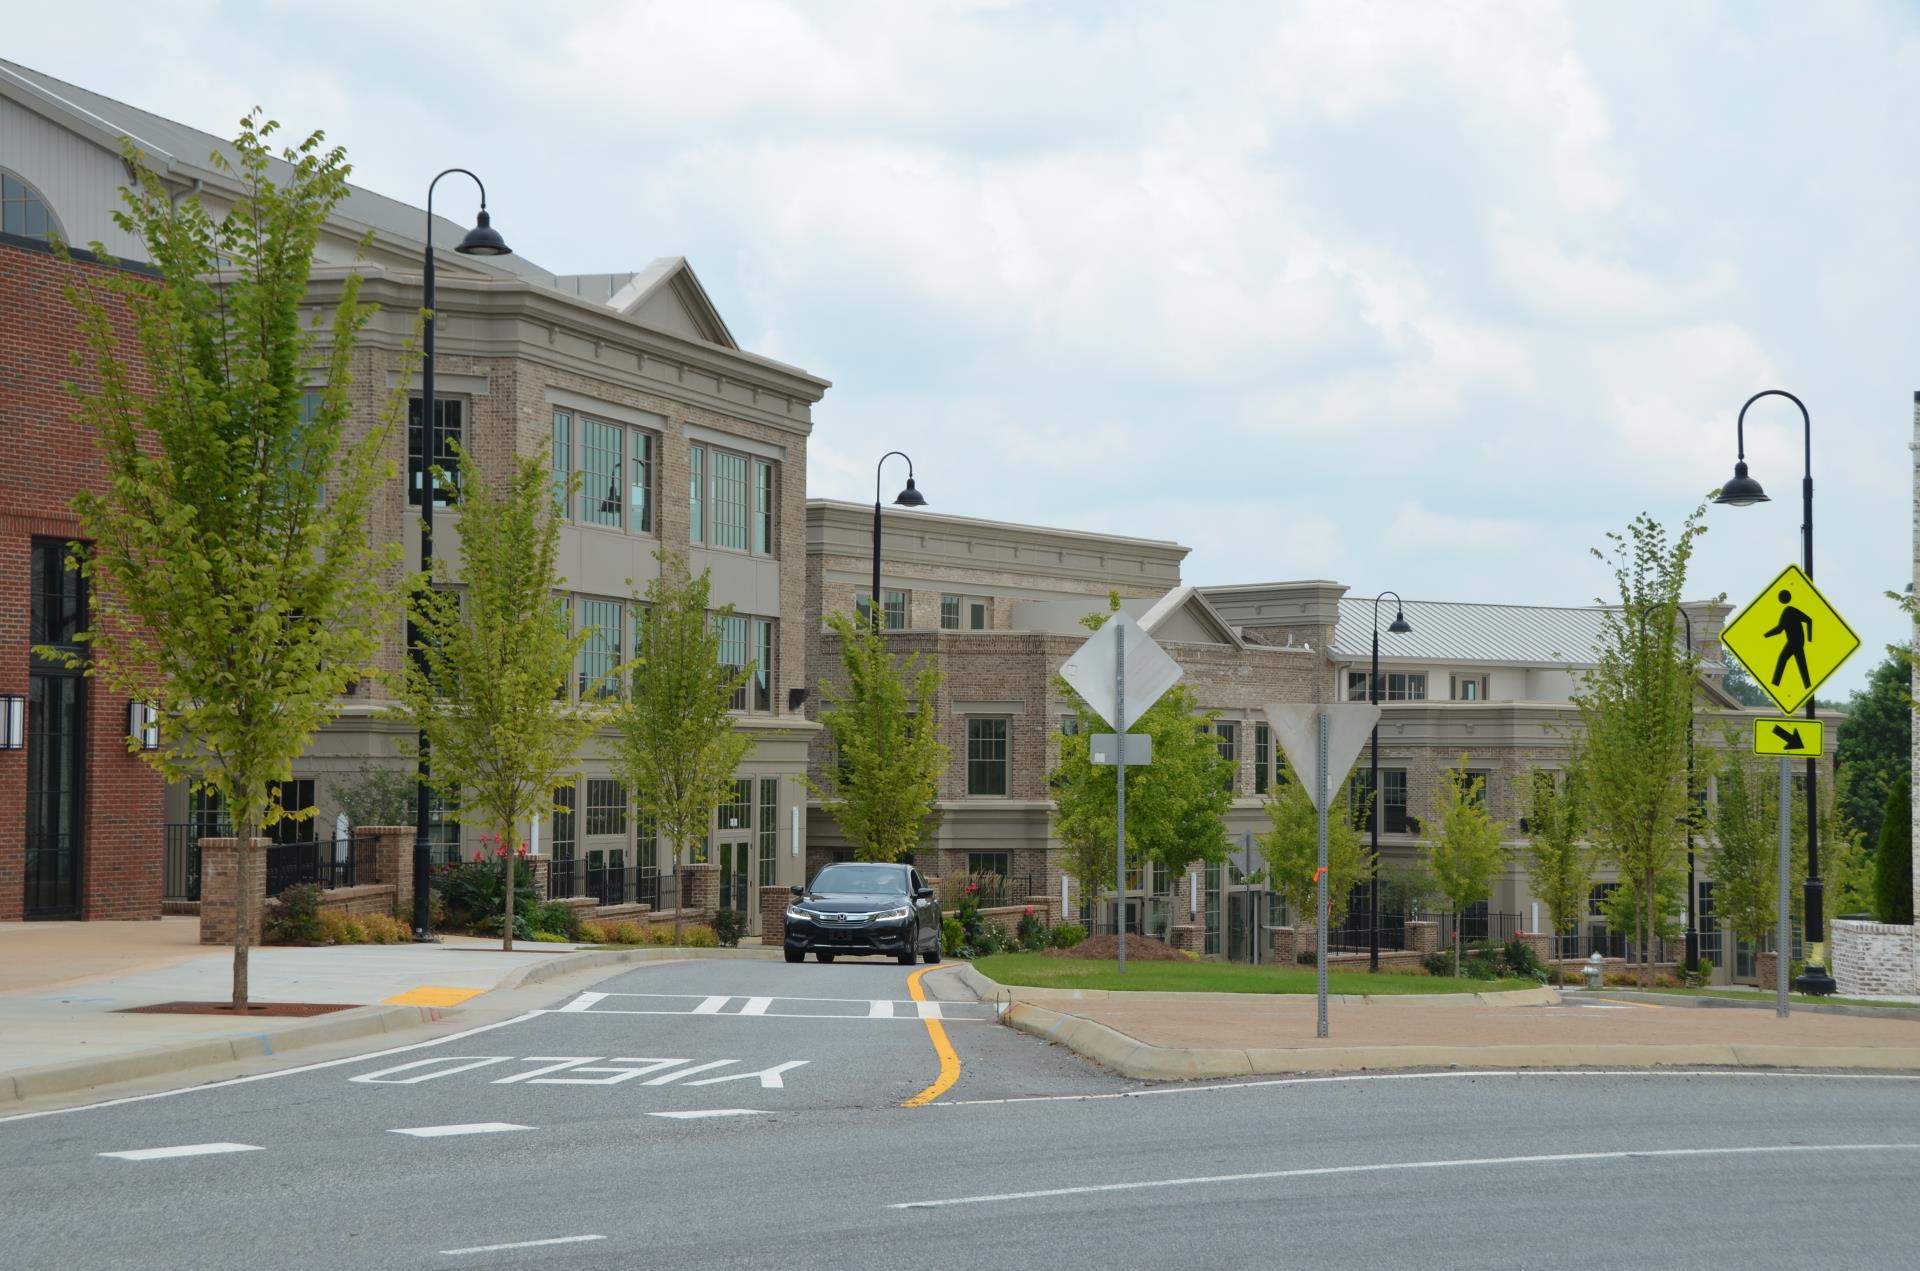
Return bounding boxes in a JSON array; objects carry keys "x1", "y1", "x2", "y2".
[
  {"x1": 117, "y1": 1001, "x2": 357, "y2": 1017},
  {"x1": 1043, "y1": 934, "x2": 1185, "y2": 962}
]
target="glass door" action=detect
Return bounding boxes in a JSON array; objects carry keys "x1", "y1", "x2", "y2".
[{"x1": 718, "y1": 841, "x2": 751, "y2": 913}]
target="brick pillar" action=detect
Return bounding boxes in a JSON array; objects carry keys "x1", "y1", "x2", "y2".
[
  {"x1": 1272, "y1": 926, "x2": 1297, "y2": 963},
  {"x1": 682, "y1": 862, "x2": 719, "y2": 918},
  {"x1": 355, "y1": 826, "x2": 415, "y2": 900},
  {"x1": 1405, "y1": 920, "x2": 1439, "y2": 955},
  {"x1": 1518, "y1": 931, "x2": 1552, "y2": 964},
  {"x1": 198, "y1": 837, "x2": 269, "y2": 946},
  {"x1": 1755, "y1": 951, "x2": 1779, "y2": 989},
  {"x1": 1169, "y1": 924, "x2": 1202, "y2": 954},
  {"x1": 530, "y1": 856, "x2": 549, "y2": 899},
  {"x1": 761, "y1": 885, "x2": 790, "y2": 944}
]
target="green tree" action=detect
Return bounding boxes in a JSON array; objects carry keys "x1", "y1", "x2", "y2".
[
  {"x1": 1720, "y1": 661, "x2": 1770, "y2": 709},
  {"x1": 1572, "y1": 508, "x2": 1705, "y2": 987},
  {"x1": 388, "y1": 447, "x2": 595, "y2": 950},
  {"x1": 57, "y1": 117, "x2": 402, "y2": 1007},
  {"x1": 1049, "y1": 599, "x2": 1232, "y2": 932},
  {"x1": 1424, "y1": 762, "x2": 1507, "y2": 976},
  {"x1": 1523, "y1": 765, "x2": 1595, "y2": 950},
  {"x1": 612, "y1": 553, "x2": 754, "y2": 942},
  {"x1": 1834, "y1": 652, "x2": 1911, "y2": 849},
  {"x1": 328, "y1": 761, "x2": 415, "y2": 829},
  {"x1": 1711, "y1": 744, "x2": 1779, "y2": 954},
  {"x1": 1874, "y1": 780, "x2": 1914, "y2": 924},
  {"x1": 1257, "y1": 766, "x2": 1370, "y2": 944},
  {"x1": 806, "y1": 610, "x2": 947, "y2": 865}
]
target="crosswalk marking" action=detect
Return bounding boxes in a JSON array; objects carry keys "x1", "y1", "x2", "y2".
[
  {"x1": 740, "y1": 997, "x2": 773, "y2": 1015},
  {"x1": 691, "y1": 996, "x2": 731, "y2": 1015},
  {"x1": 868, "y1": 999, "x2": 895, "y2": 1018},
  {"x1": 560, "y1": 992, "x2": 607, "y2": 1013},
  {"x1": 101, "y1": 1142, "x2": 261, "y2": 1161},
  {"x1": 550, "y1": 992, "x2": 990, "y2": 1022},
  {"x1": 390, "y1": 1123, "x2": 530, "y2": 1138}
]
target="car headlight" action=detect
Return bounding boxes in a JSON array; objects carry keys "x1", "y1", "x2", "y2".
[
  {"x1": 785, "y1": 908, "x2": 811, "y2": 922},
  {"x1": 875, "y1": 906, "x2": 912, "y2": 922}
]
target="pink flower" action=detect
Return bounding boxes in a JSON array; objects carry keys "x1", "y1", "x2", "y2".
[
  {"x1": 1024, "y1": 906, "x2": 1034, "y2": 916},
  {"x1": 472, "y1": 851, "x2": 483, "y2": 862}
]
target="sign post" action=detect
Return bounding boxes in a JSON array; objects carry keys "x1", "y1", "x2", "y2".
[
  {"x1": 1777, "y1": 757, "x2": 1791, "y2": 1018},
  {"x1": 1114, "y1": 620, "x2": 1126, "y2": 973}
]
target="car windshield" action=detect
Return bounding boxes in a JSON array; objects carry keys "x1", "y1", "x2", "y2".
[{"x1": 810, "y1": 865, "x2": 908, "y2": 896}]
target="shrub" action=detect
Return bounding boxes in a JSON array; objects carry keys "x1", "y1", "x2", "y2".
[
  {"x1": 529, "y1": 900, "x2": 581, "y2": 941},
  {"x1": 680, "y1": 924, "x2": 719, "y2": 948},
  {"x1": 646, "y1": 923, "x2": 676, "y2": 946},
  {"x1": 316, "y1": 908, "x2": 369, "y2": 945},
  {"x1": 1016, "y1": 909, "x2": 1048, "y2": 951},
  {"x1": 1502, "y1": 937, "x2": 1547, "y2": 982},
  {"x1": 606, "y1": 921, "x2": 647, "y2": 945},
  {"x1": 528, "y1": 930, "x2": 571, "y2": 943},
  {"x1": 711, "y1": 909, "x2": 746, "y2": 948},
  {"x1": 360, "y1": 912, "x2": 410, "y2": 943},
  {"x1": 1049, "y1": 922, "x2": 1087, "y2": 949},
  {"x1": 435, "y1": 857, "x2": 538, "y2": 934},
  {"x1": 262, "y1": 883, "x2": 325, "y2": 945},
  {"x1": 577, "y1": 921, "x2": 611, "y2": 945},
  {"x1": 942, "y1": 916, "x2": 966, "y2": 955}
]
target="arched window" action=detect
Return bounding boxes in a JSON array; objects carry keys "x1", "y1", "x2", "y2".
[{"x1": 1, "y1": 170, "x2": 63, "y2": 242}]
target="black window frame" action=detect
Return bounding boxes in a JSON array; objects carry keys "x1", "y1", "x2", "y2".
[
  {"x1": 408, "y1": 397, "x2": 463, "y2": 507},
  {"x1": 966, "y1": 717, "x2": 1010, "y2": 797}
]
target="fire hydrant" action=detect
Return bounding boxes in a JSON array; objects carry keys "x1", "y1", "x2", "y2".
[{"x1": 1582, "y1": 951, "x2": 1605, "y2": 990}]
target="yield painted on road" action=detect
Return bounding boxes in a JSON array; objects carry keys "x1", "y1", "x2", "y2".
[
  {"x1": 100, "y1": 1142, "x2": 262, "y2": 1161},
  {"x1": 557, "y1": 990, "x2": 995, "y2": 1022},
  {"x1": 349, "y1": 1053, "x2": 809, "y2": 1088},
  {"x1": 390, "y1": 1123, "x2": 531, "y2": 1138}
]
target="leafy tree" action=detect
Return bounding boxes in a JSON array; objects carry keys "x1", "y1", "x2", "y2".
[
  {"x1": 1572, "y1": 508, "x2": 1704, "y2": 987},
  {"x1": 57, "y1": 117, "x2": 402, "y2": 1007},
  {"x1": 1523, "y1": 765, "x2": 1594, "y2": 949},
  {"x1": 388, "y1": 447, "x2": 596, "y2": 950},
  {"x1": 1711, "y1": 743, "x2": 1780, "y2": 954},
  {"x1": 328, "y1": 761, "x2": 416, "y2": 829},
  {"x1": 1258, "y1": 765, "x2": 1370, "y2": 940},
  {"x1": 806, "y1": 609, "x2": 946, "y2": 865},
  {"x1": 612, "y1": 553, "x2": 753, "y2": 942},
  {"x1": 1424, "y1": 762, "x2": 1507, "y2": 976},
  {"x1": 1049, "y1": 599, "x2": 1232, "y2": 932},
  {"x1": 1834, "y1": 652, "x2": 1911, "y2": 849},
  {"x1": 1874, "y1": 780, "x2": 1914, "y2": 924},
  {"x1": 1720, "y1": 661, "x2": 1770, "y2": 709},
  {"x1": 1601, "y1": 857, "x2": 1685, "y2": 953}
]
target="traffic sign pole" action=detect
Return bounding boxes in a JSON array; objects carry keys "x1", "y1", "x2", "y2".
[
  {"x1": 1114, "y1": 618, "x2": 1127, "y2": 976},
  {"x1": 1777, "y1": 756, "x2": 1791, "y2": 1018},
  {"x1": 1316, "y1": 711, "x2": 1329, "y2": 1039}
]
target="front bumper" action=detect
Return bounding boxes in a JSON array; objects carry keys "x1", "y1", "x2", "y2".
[{"x1": 784, "y1": 915, "x2": 915, "y2": 954}]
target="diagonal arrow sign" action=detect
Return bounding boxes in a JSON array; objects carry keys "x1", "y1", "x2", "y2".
[{"x1": 1770, "y1": 724, "x2": 1805, "y2": 752}]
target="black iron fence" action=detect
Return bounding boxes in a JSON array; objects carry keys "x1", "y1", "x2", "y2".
[
  {"x1": 552, "y1": 858, "x2": 689, "y2": 914},
  {"x1": 263, "y1": 838, "x2": 353, "y2": 897},
  {"x1": 163, "y1": 822, "x2": 212, "y2": 902},
  {"x1": 940, "y1": 873, "x2": 1044, "y2": 908}
]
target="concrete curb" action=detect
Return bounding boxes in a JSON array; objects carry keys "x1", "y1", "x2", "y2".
[
  {"x1": 491, "y1": 944, "x2": 782, "y2": 993},
  {"x1": 958, "y1": 964, "x2": 1560, "y2": 1010},
  {"x1": 1582, "y1": 990, "x2": 1920, "y2": 1020}
]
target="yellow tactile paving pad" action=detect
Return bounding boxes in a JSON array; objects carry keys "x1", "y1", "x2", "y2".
[{"x1": 385, "y1": 986, "x2": 487, "y2": 1007}]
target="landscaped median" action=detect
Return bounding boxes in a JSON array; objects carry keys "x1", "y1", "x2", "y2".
[{"x1": 948, "y1": 959, "x2": 1920, "y2": 1080}]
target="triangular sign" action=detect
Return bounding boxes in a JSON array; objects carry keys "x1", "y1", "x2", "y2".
[{"x1": 1263, "y1": 703, "x2": 1382, "y2": 812}]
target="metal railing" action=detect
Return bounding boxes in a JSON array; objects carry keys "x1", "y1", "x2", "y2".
[
  {"x1": 163, "y1": 822, "x2": 215, "y2": 902},
  {"x1": 263, "y1": 838, "x2": 353, "y2": 897}
]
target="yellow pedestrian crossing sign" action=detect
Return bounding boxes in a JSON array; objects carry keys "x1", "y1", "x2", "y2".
[
  {"x1": 1753, "y1": 717, "x2": 1824, "y2": 758},
  {"x1": 1719, "y1": 563, "x2": 1860, "y2": 715}
]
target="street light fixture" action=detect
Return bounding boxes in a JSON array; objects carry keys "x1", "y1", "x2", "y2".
[
  {"x1": 870, "y1": 452, "x2": 924, "y2": 634},
  {"x1": 413, "y1": 169, "x2": 511, "y2": 943},
  {"x1": 1368, "y1": 591, "x2": 1412, "y2": 974},
  {"x1": 1712, "y1": 388, "x2": 1833, "y2": 995}
]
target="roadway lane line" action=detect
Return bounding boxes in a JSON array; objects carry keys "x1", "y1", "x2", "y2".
[
  {"x1": 390, "y1": 1123, "x2": 531, "y2": 1138},
  {"x1": 559, "y1": 992, "x2": 608, "y2": 1013},
  {"x1": 441, "y1": 1234, "x2": 605, "y2": 1256},
  {"x1": 902, "y1": 965, "x2": 962, "y2": 1108},
  {"x1": 649, "y1": 1109, "x2": 768, "y2": 1119},
  {"x1": 100, "y1": 1142, "x2": 262, "y2": 1161},
  {"x1": 889, "y1": 1142, "x2": 1920, "y2": 1209}
]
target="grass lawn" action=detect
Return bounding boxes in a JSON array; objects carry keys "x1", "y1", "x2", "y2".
[
  {"x1": 1628, "y1": 986, "x2": 1920, "y2": 1011},
  {"x1": 972, "y1": 953, "x2": 1537, "y2": 996}
]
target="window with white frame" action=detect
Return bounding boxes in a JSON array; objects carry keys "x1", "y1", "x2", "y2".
[
  {"x1": 578, "y1": 598, "x2": 624, "y2": 699},
  {"x1": 552, "y1": 408, "x2": 657, "y2": 535},
  {"x1": 754, "y1": 460, "x2": 775, "y2": 554},
  {"x1": 856, "y1": 590, "x2": 909, "y2": 630},
  {"x1": 689, "y1": 445, "x2": 704, "y2": 542},
  {"x1": 1452, "y1": 673, "x2": 1488, "y2": 701},
  {"x1": 711, "y1": 450, "x2": 749, "y2": 549},
  {"x1": 1215, "y1": 721, "x2": 1238, "y2": 792},
  {"x1": 579, "y1": 417, "x2": 623, "y2": 527},
  {"x1": 718, "y1": 614, "x2": 750, "y2": 710},
  {"x1": 1, "y1": 171, "x2": 62, "y2": 241},
  {"x1": 753, "y1": 618, "x2": 775, "y2": 712},
  {"x1": 967, "y1": 717, "x2": 1010, "y2": 796},
  {"x1": 940, "y1": 594, "x2": 962, "y2": 630},
  {"x1": 585, "y1": 779, "x2": 627, "y2": 836},
  {"x1": 1348, "y1": 670, "x2": 1426, "y2": 701},
  {"x1": 408, "y1": 397, "x2": 462, "y2": 506}
]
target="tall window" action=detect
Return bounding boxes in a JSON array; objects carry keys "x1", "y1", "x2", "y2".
[
  {"x1": 1215, "y1": 722, "x2": 1237, "y2": 792},
  {"x1": 585, "y1": 779, "x2": 627, "y2": 836},
  {"x1": 689, "y1": 445, "x2": 704, "y2": 542},
  {"x1": 970, "y1": 599, "x2": 989, "y2": 630},
  {"x1": 269, "y1": 780, "x2": 317, "y2": 845},
  {"x1": 551, "y1": 411, "x2": 571, "y2": 515},
  {"x1": 758, "y1": 778, "x2": 779, "y2": 886},
  {"x1": 720, "y1": 778, "x2": 753, "y2": 832},
  {"x1": 753, "y1": 460, "x2": 775, "y2": 554},
  {"x1": 1254, "y1": 722, "x2": 1272, "y2": 795},
  {"x1": 940, "y1": 594, "x2": 962, "y2": 630},
  {"x1": 1, "y1": 171, "x2": 62, "y2": 241},
  {"x1": 427, "y1": 791, "x2": 461, "y2": 861},
  {"x1": 30, "y1": 540, "x2": 86, "y2": 650},
  {"x1": 718, "y1": 614, "x2": 749, "y2": 710},
  {"x1": 856, "y1": 590, "x2": 908, "y2": 630},
  {"x1": 579, "y1": 599, "x2": 624, "y2": 699},
  {"x1": 1454, "y1": 769, "x2": 1490, "y2": 809},
  {"x1": 638, "y1": 815, "x2": 658, "y2": 873},
  {"x1": 551, "y1": 785, "x2": 577, "y2": 877},
  {"x1": 711, "y1": 450, "x2": 749, "y2": 549},
  {"x1": 753, "y1": 618, "x2": 775, "y2": 712},
  {"x1": 630, "y1": 430, "x2": 654, "y2": 533},
  {"x1": 408, "y1": 398, "x2": 462, "y2": 506},
  {"x1": 967, "y1": 718, "x2": 1009, "y2": 796},
  {"x1": 580, "y1": 418, "x2": 623, "y2": 528},
  {"x1": 1352, "y1": 768, "x2": 1409, "y2": 833}
]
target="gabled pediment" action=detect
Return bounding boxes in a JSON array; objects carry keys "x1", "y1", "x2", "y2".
[
  {"x1": 1139, "y1": 586, "x2": 1243, "y2": 648},
  {"x1": 604, "y1": 256, "x2": 737, "y2": 348}
]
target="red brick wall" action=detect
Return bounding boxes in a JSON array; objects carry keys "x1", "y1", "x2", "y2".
[{"x1": 0, "y1": 239, "x2": 165, "y2": 921}]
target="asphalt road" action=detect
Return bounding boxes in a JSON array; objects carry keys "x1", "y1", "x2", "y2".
[{"x1": 3, "y1": 956, "x2": 1920, "y2": 1270}]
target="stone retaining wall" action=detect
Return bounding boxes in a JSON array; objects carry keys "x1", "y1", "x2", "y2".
[
  {"x1": 316, "y1": 884, "x2": 398, "y2": 919},
  {"x1": 1832, "y1": 919, "x2": 1918, "y2": 996}
]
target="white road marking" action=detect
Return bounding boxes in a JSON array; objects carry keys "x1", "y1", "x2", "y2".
[
  {"x1": 390, "y1": 1123, "x2": 531, "y2": 1138},
  {"x1": 890, "y1": 1143, "x2": 1920, "y2": 1209},
  {"x1": 559, "y1": 992, "x2": 607, "y2": 1013},
  {"x1": 490, "y1": 1057, "x2": 601, "y2": 1084},
  {"x1": 691, "y1": 996, "x2": 731, "y2": 1015},
  {"x1": 740, "y1": 997, "x2": 773, "y2": 1015},
  {"x1": 556, "y1": 1008, "x2": 991, "y2": 1022},
  {"x1": 687, "y1": 1060, "x2": 808, "y2": 1089},
  {"x1": 350, "y1": 1056, "x2": 514, "y2": 1085},
  {"x1": 643, "y1": 1059, "x2": 738, "y2": 1085},
  {"x1": 916, "y1": 1001, "x2": 942, "y2": 1020},
  {"x1": 868, "y1": 999, "x2": 895, "y2": 1018},
  {"x1": 649, "y1": 1108, "x2": 768, "y2": 1120},
  {"x1": 936, "y1": 1068, "x2": 1920, "y2": 1107},
  {"x1": 100, "y1": 1142, "x2": 262, "y2": 1161},
  {"x1": 441, "y1": 1234, "x2": 605, "y2": 1256},
  {"x1": 531, "y1": 1059, "x2": 693, "y2": 1086}
]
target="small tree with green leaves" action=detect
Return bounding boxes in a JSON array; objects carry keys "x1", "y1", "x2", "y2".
[
  {"x1": 1258, "y1": 766, "x2": 1371, "y2": 946},
  {"x1": 388, "y1": 447, "x2": 596, "y2": 950},
  {"x1": 1833, "y1": 652, "x2": 1911, "y2": 848},
  {"x1": 1424, "y1": 762, "x2": 1506, "y2": 976},
  {"x1": 1523, "y1": 765, "x2": 1594, "y2": 957},
  {"x1": 1572, "y1": 508, "x2": 1705, "y2": 987},
  {"x1": 328, "y1": 761, "x2": 416, "y2": 829},
  {"x1": 1711, "y1": 743, "x2": 1778, "y2": 957},
  {"x1": 806, "y1": 610, "x2": 946, "y2": 865},
  {"x1": 1874, "y1": 780, "x2": 1913, "y2": 924},
  {"x1": 612, "y1": 553, "x2": 753, "y2": 942},
  {"x1": 56, "y1": 117, "x2": 403, "y2": 1007}
]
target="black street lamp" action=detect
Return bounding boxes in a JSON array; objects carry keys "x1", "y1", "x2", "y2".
[
  {"x1": 1368, "y1": 592, "x2": 1412, "y2": 974},
  {"x1": 1713, "y1": 388, "x2": 1834, "y2": 995},
  {"x1": 870, "y1": 451, "x2": 924, "y2": 634},
  {"x1": 413, "y1": 169, "x2": 511, "y2": 942}
]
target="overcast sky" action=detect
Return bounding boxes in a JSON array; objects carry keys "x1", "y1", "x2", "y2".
[{"x1": 12, "y1": 1, "x2": 1917, "y2": 694}]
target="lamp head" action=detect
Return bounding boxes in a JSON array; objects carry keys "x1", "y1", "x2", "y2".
[
  {"x1": 1714, "y1": 461, "x2": 1769, "y2": 507},
  {"x1": 893, "y1": 476, "x2": 926, "y2": 508},
  {"x1": 1387, "y1": 610, "x2": 1413, "y2": 635},
  {"x1": 455, "y1": 208, "x2": 512, "y2": 257}
]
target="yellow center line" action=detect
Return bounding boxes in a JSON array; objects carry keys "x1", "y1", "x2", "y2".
[{"x1": 902, "y1": 964, "x2": 962, "y2": 1108}]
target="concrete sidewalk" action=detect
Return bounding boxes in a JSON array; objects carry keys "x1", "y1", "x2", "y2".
[{"x1": 955, "y1": 966, "x2": 1920, "y2": 1079}]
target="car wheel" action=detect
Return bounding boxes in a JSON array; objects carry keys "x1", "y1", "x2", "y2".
[
  {"x1": 923, "y1": 944, "x2": 941, "y2": 964},
  {"x1": 816, "y1": 951, "x2": 835, "y2": 963},
  {"x1": 896, "y1": 926, "x2": 918, "y2": 966},
  {"x1": 784, "y1": 947, "x2": 803, "y2": 964}
]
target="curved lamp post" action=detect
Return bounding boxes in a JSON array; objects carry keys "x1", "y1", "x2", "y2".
[
  {"x1": 1713, "y1": 388, "x2": 1834, "y2": 995},
  {"x1": 413, "y1": 169, "x2": 511, "y2": 942},
  {"x1": 870, "y1": 451, "x2": 925, "y2": 634},
  {"x1": 1368, "y1": 592, "x2": 1413, "y2": 973}
]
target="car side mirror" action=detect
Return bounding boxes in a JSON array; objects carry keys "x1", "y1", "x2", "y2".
[
  {"x1": 915, "y1": 887, "x2": 934, "y2": 900},
  {"x1": 789, "y1": 884, "x2": 804, "y2": 898}
]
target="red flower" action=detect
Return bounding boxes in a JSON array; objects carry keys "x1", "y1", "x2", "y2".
[
  {"x1": 472, "y1": 851, "x2": 483, "y2": 862},
  {"x1": 1024, "y1": 906, "x2": 1034, "y2": 916},
  {"x1": 516, "y1": 844, "x2": 529, "y2": 858},
  {"x1": 496, "y1": 843, "x2": 509, "y2": 858}
]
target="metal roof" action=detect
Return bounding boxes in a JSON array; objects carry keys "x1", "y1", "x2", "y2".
[{"x1": 1332, "y1": 598, "x2": 1620, "y2": 667}]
